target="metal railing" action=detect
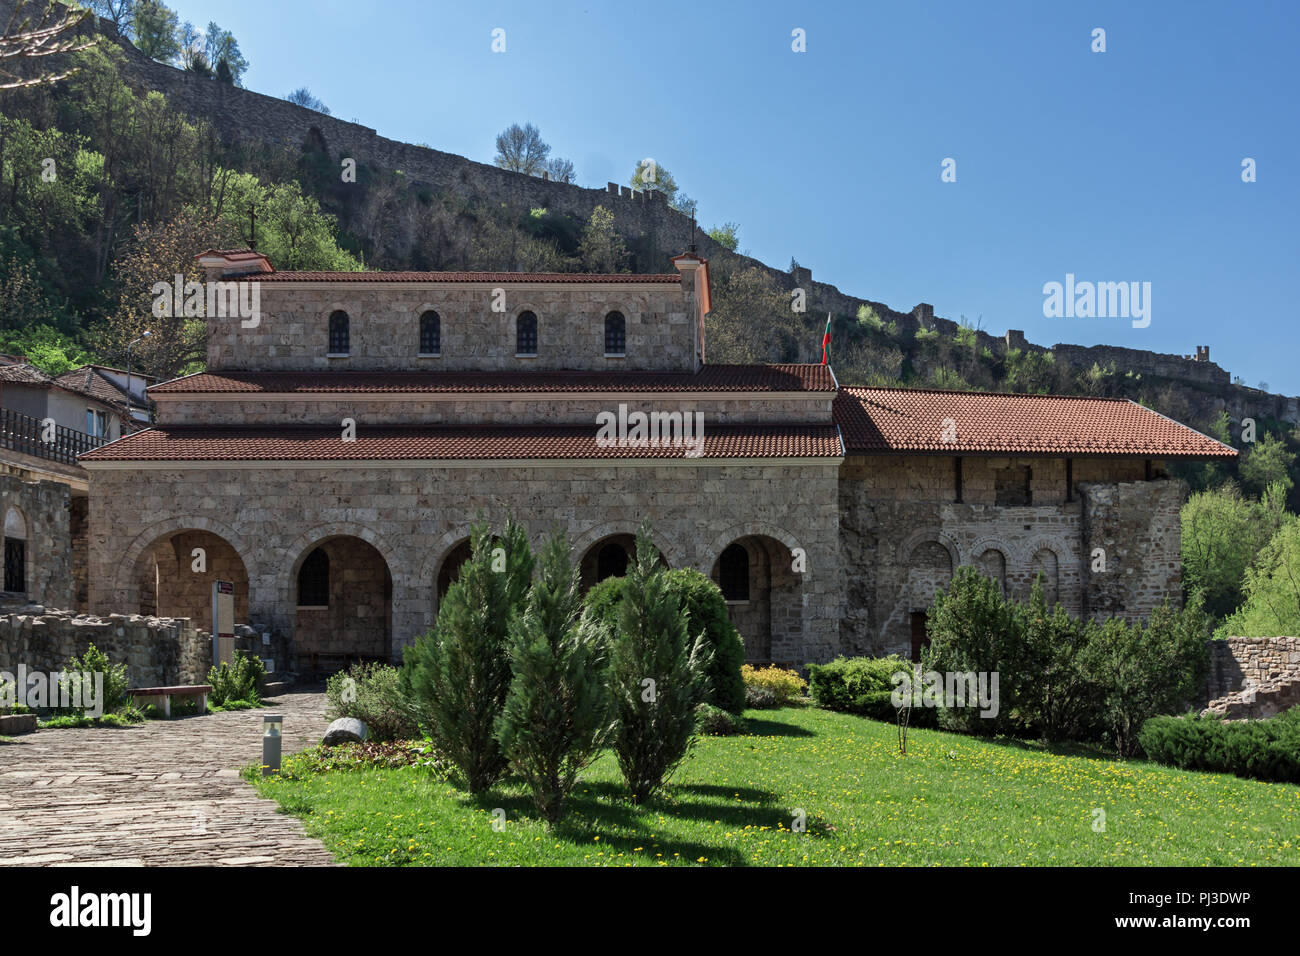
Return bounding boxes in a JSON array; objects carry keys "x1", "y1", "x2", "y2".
[{"x1": 0, "y1": 407, "x2": 106, "y2": 465}]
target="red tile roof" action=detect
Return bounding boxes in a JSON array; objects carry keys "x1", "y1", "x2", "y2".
[
  {"x1": 149, "y1": 365, "x2": 837, "y2": 395},
  {"x1": 248, "y1": 271, "x2": 683, "y2": 284},
  {"x1": 79, "y1": 424, "x2": 843, "y2": 463},
  {"x1": 55, "y1": 367, "x2": 129, "y2": 406},
  {"x1": 834, "y1": 387, "x2": 1237, "y2": 458}
]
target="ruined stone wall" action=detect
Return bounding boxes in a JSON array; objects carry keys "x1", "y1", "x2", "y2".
[
  {"x1": 1207, "y1": 637, "x2": 1300, "y2": 701},
  {"x1": 208, "y1": 283, "x2": 700, "y2": 373},
  {"x1": 86, "y1": 459, "x2": 843, "y2": 665},
  {"x1": 1079, "y1": 478, "x2": 1186, "y2": 620},
  {"x1": 839, "y1": 455, "x2": 1183, "y2": 657},
  {"x1": 0, "y1": 608, "x2": 209, "y2": 687},
  {"x1": 0, "y1": 474, "x2": 73, "y2": 610},
  {"x1": 155, "y1": 395, "x2": 836, "y2": 427}
]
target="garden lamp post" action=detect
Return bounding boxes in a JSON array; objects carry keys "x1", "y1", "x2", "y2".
[{"x1": 263, "y1": 714, "x2": 283, "y2": 776}]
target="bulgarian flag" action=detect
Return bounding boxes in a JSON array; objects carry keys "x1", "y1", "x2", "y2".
[{"x1": 820, "y1": 313, "x2": 832, "y2": 365}]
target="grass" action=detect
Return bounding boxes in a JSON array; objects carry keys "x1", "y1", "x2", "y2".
[{"x1": 250, "y1": 706, "x2": 1300, "y2": 866}]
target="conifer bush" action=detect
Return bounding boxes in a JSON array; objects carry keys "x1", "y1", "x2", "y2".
[
  {"x1": 496, "y1": 533, "x2": 613, "y2": 824},
  {"x1": 605, "y1": 528, "x2": 710, "y2": 802},
  {"x1": 401, "y1": 518, "x2": 534, "y2": 794}
]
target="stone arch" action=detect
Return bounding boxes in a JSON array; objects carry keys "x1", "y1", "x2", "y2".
[
  {"x1": 2, "y1": 505, "x2": 27, "y2": 595},
  {"x1": 572, "y1": 522, "x2": 685, "y2": 569},
  {"x1": 968, "y1": 537, "x2": 1010, "y2": 595},
  {"x1": 576, "y1": 531, "x2": 668, "y2": 591},
  {"x1": 702, "y1": 523, "x2": 804, "y2": 579},
  {"x1": 279, "y1": 522, "x2": 406, "y2": 606},
  {"x1": 706, "y1": 526, "x2": 805, "y2": 664},
  {"x1": 285, "y1": 525, "x2": 398, "y2": 673},
  {"x1": 1020, "y1": 534, "x2": 1074, "y2": 606},
  {"x1": 114, "y1": 515, "x2": 253, "y2": 606},
  {"x1": 899, "y1": 528, "x2": 961, "y2": 569}
]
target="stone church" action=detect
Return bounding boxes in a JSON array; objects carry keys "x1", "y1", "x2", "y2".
[{"x1": 81, "y1": 250, "x2": 1235, "y2": 673}]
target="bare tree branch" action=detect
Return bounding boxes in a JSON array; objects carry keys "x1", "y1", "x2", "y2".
[{"x1": 0, "y1": 0, "x2": 97, "y2": 90}]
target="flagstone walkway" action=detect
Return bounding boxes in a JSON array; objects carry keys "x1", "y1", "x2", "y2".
[{"x1": 0, "y1": 688, "x2": 338, "y2": 866}]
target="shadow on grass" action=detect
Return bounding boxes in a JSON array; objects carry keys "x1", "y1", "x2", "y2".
[
  {"x1": 741, "y1": 715, "x2": 816, "y2": 738},
  {"x1": 976, "y1": 734, "x2": 1120, "y2": 762}
]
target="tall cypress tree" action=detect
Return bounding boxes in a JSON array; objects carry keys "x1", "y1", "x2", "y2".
[
  {"x1": 402, "y1": 517, "x2": 534, "y2": 794},
  {"x1": 608, "y1": 527, "x2": 710, "y2": 802},
  {"x1": 497, "y1": 532, "x2": 613, "y2": 825}
]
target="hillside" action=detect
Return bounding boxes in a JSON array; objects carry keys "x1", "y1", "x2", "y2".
[{"x1": 1, "y1": 0, "x2": 1296, "y2": 499}]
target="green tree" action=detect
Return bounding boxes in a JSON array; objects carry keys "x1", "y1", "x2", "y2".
[
  {"x1": 605, "y1": 528, "x2": 709, "y2": 802},
  {"x1": 1239, "y1": 433, "x2": 1296, "y2": 497},
  {"x1": 494, "y1": 122, "x2": 550, "y2": 175},
  {"x1": 707, "y1": 222, "x2": 739, "y2": 252},
  {"x1": 629, "y1": 158, "x2": 678, "y2": 202},
  {"x1": 132, "y1": 0, "x2": 180, "y2": 63},
  {"x1": 202, "y1": 21, "x2": 247, "y2": 85},
  {"x1": 1181, "y1": 482, "x2": 1287, "y2": 619},
  {"x1": 577, "y1": 204, "x2": 627, "y2": 273},
  {"x1": 1218, "y1": 515, "x2": 1300, "y2": 638},
  {"x1": 401, "y1": 519, "x2": 533, "y2": 794},
  {"x1": 496, "y1": 532, "x2": 613, "y2": 825}
]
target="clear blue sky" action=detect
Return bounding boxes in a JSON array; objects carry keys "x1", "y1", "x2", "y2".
[{"x1": 165, "y1": 0, "x2": 1300, "y2": 393}]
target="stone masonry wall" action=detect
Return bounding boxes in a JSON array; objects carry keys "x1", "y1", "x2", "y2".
[
  {"x1": 839, "y1": 455, "x2": 1184, "y2": 657},
  {"x1": 154, "y1": 395, "x2": 835, "y2": 427},
  {"x1": 0, "y1": 474, "x2": 73, "y2": 610},
  {"x1": 86, "y1": 460, "x2": 843, "y2": 666},
  {"x1": 207, "y1": 284, "x2": 699, "y2": 373},
  {"x1": 1206, "y1": 637, "x2": 1300, "y2": 702},
  {"x1": 1079, "y1": 478, "x2": 1187, "y2": 620},
  {"x1": 0, "y1": 607, "x2": 209, "y2": 688}
]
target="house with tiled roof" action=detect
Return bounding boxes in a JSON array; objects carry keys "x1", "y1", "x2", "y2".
[{"x1": 80, "y1": 250, "x2": 1235, "y2": 672}]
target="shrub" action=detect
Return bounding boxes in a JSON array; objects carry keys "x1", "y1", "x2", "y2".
[
  {"x1": 741, "y1": 664, "x2": 806, "y2": 706},
  {"x1": 61, "y1": 643, "x2": 131, "y2": 716},
  {"x1": 808, "y1": 655, "x2": 911, "y2": 720},
  {"x1": 401, "y1": 517, "x2": 534, "y2": 794},
  {"x1": 1080, "y1": 594, "x2": 1212, "y2": 757},
  {"x1": 607, "y1": 528, "x2": 709, "y2": 802},
  {"x1": 584, "y1": 568, "x2": 745, "y2": 714},
  {"x1": 744, "y1": 685, "x2": 778, "y2": 709},
  {"x1": 279, "y1": 741, "x2": 451, "y2": 780},
  {"x1": 208, "y1": 650, "x2": 266, "y2": 707},
  {"x1": 497, "y1": 532, "x2": 613, "y2": 825},
  {"x1": 325, "y1": 662, "x2": 418, "y2": 742},
  {"x1": 1138, "y1": 709, "x2": 1300, "y2": 784},
  {"x1": 695, "y1": 702, "x2": 744, "y2": 736}
]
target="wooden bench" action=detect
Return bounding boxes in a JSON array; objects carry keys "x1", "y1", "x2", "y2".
[{"x1": 130, "y1": 684, "x2": 213, "y2": 718}]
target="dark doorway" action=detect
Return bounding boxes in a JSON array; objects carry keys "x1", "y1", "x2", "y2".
[{"x1": 910, "y1": 611, "x2": 929, "y2": 663}]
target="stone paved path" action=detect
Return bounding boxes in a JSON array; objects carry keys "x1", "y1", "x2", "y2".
[{"x1": 0, "y1": 689, "x2": 338, "y2": 866}]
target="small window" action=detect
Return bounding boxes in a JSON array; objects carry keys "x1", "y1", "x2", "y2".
[
  {"x1": 596, "y1": 542, "x2": 629, "y2": 581},
  {"x1": 718, "y1": 543, "x2": 750, "y2": 602},
  {"x1": 86, "y1": 409, "x2": 109, "y2": 437},
  {"x1": 604, "y1": 311, "x2": 626, "y2": 354},
  {"x1": 328, "y1": 310, "x2": 350, "y2": 355},
  {"x1": 419, "y1": 310, "x2": 441, "y2": 355},
  {"x1": 516, "y1": 311, "x2": 537, "y2": 355},
  {"x1": 297, "y1": 547, "x2": 330, "y2": 607}
]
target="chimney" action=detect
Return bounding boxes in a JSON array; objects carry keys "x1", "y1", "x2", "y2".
[{"x1": 672, "y1": 252, "x2": 712, "y2": 371}]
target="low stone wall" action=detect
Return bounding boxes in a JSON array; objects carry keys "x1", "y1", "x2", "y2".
[
  {"x1": 0, "y1": 606, "x2": 211, "y2": 687},
  {"x1": 1207, "y1": 636, "x2": 1300, "y2": 701}
]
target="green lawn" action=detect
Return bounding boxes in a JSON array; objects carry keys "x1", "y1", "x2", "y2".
[{"x1": 250, "y1": 706, "x2": 1300, "y2": 866}]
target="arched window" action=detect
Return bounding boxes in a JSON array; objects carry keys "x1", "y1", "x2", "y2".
[
  {"x1": 3, "y1": 507, "x2": 26, "y2": 595},
  {"x1": 298, "y1": 547, "x2": 330, "y2": 607},
  {"x1": 718, "y1": 543, "x2": 750, "y2": 602},
  {"x1": 516, "y1": 311, "x2": 537, "y2": 355},
  {"x1": 596, "y1": 542, "x2": 629, "y2": 581},
  {"x1": 328, "y1": 311, "x2": 350, "y2": 355},
  {"x1": 419, "y1": 310, "x2": 441, "y2": 355},
  {"x1": 604, "y1": 311, "x2": 626, "y2": 355}
]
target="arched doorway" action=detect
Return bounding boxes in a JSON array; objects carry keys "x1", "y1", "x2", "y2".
[
  {"x1": 133, "y1": 529, "x2": 251, "y2": 626},
  {"x1": 578, "y1": 533, "x2": 665, "y2": 591},
  {"x1": 710, "y1": 535, "x2": 798, "y2": 664},
  {"x1": 434, "y1": 538, "x2": 472, "y2": 612},
  {"x1": 292, "y1": 536, "x2": 392, "y2": 673}
]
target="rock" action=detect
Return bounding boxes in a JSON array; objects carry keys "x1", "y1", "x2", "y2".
[{"x1": 322, "y1": 717, "x2": 368, "y2": 747}]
